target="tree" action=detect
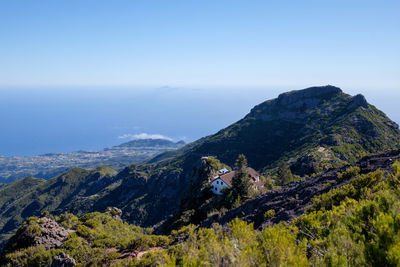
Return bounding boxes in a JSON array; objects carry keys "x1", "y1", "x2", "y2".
[
  {"x1": 276, "y1": 161, "x2": 293, "y2": 186},
  {"x1": 231, "y1": 154, "x2": 252, "y2": 202}
]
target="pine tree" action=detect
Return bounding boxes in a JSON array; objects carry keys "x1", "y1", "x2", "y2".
[
  {"x1": 231, "y1": 154, "x2": 252, "y2": 202},
  {"x1": 276, "y1": 161, "x2": 293, "y2": 185}
]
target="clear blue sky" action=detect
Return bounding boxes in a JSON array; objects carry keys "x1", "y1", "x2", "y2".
[{"x1": 0, "y1": 0, "x2": 399, "y2": 89}]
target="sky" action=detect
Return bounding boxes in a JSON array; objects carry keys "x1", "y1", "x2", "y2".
[
  {"x1": 0, "y1": 1, "x2": 399, "y2": 156},
  {"x1": 0, "y1": 0, "x2": 399, "y2": 89}
]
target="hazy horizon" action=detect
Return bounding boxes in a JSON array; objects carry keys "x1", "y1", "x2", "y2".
[
  {"x1": 1, "y1": 1, "x2": 399, "y2": 156},
  {"x1": 1, "y1": 85, "x2": 399, "y2": 157}
]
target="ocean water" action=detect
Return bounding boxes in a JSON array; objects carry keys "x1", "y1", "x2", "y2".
[{"x1": 0, "y1": 86, "x2": 398, "y2": 156}]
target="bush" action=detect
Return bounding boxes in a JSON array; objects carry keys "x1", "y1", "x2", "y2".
[
  {"x1": 338, "y1": 166, "x2": 361, "y2": 180},
  {"x1": 3, "y1": 246, "x2": 59, "y2": 267},
  {"x1": 264, "y1": 209, "x2": 276, "y2": 219}
]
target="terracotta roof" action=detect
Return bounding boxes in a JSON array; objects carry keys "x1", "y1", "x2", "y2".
[
  {"x1": 247, "y1": 167, "x2": 260, "y2": 179},
  {"x1": 213, "y1": 167, "x2": 261, "y2": 188},
  {"x1": 218, "y1": 172, "x2": 235, "y2": 187}
]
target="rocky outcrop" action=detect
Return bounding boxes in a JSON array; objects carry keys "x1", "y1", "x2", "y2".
[
  {"x1": 201, "y1": 149, "x2": 400, "y2": 230},
  {"x1": 33, "y1": 217, "x2": 73, "y2": 249},
  {"x1": 276, "y1": 85, "x2": 342, "y2": 107},
  {"x1": 106, "y1": 207, "x2": 123, "y2": 221},
  {"x1": 249, "y1": 85, "x2": 344, "y2": 121},
  {"x1": 348, "y1": 94, "x2": 368, "y2": 110},
  {"x1": 48, "y1": 252, "x2": 76, "y2": 267},
  {"x1": 290, "y1": 147, "x2": 340, "y2": 176},
  {"x1": 4, "y1": 217, "x2": 74, "y2": 252}
]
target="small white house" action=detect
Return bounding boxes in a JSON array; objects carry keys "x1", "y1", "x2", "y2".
[
  {"x1": 210, "y1": 174, "x2": 233, "y2": 195},
  {"x1": 210, "y1": 167, "x2": 262, "y2": 195}
]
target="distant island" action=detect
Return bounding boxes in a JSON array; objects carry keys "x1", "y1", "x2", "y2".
[{"x1": 0, "y1": 139, "x2": 185, "y2": 183}]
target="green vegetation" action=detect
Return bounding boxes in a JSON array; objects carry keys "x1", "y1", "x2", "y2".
[
  {"x1": 172, "y1": 87, "x2": 400, "y2": 178},
  {"x1": 338, "y1": 166, "x2": 361, "y2": 180},
  {"x1": 264, "y1": 209, "x2": 276, "y2": 219},
  {"x1": 276, "y1": 161, "x2": 294, "y2": 185},
  {"x1": 2, "y1": 87, "x2": 400, "y2": 249},
  {"x1": 2, "y1": 86, "x2": 400, "y2": 264},
  {"x1": 3, "y1": 162, "x2": 400, "y2": 266},
  {"x1": 0, "y1": 167, "x2": 121, "y2": 249},
  {"x1": 294, "y1": 161, "x2": 400, "y2": 266},
  {"x1": 166, "y1": 154, "x2": 266, "y2": 231},
  {"x1": 1, "y1": 211, "x2": 172, "y2": 267},
  {"x1": 204, "y1": 156, "x2": 228, "y2": 172},
  {"x1": 231, "y1": 154, "x2": 252, "y2": 202}
]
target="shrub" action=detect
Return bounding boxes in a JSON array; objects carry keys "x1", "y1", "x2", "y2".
[
  {"x1": 338, "y1": 166, "x2": 361, "y2": 180},
  {"x1": 264, "y1": 209, "x2": 276, "y2": 219},
  {"x1": 3, "y1": 246, "x2": 59, "y2": 267}
]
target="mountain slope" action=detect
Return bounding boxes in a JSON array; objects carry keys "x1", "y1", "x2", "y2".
[
  {"x1": 2, "y1": 155, "x2": 400, "y2": 266},
  {"x1": 153, "y1": 86, "x2": 399, "y2": 175},
  {"x1": 201, "y1": 149, "x2": 400, "y2": 229},
  {"x1": 1, "y1": 85, "x2": 399, "y2": 248},
  {"x1": 0, "y1": 167, "x2": 118, "y2": 248}
]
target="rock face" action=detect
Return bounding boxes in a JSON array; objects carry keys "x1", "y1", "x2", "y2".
[
  {"x1": 48, "y1": 252, "x2": 76, "y2": 267},
  {"x1": 249, "y1": 85, "x2": 343, "y2": 121},
  {"x1": 32, "y1": 217, "x2": 74, "y2": 249},
  {"x1": 349, "y1": 94, "x2": 368, "y2": 109},
  {"x1": 3, "y1": 217, "x2": 74, "y2": 252},
  {"x1": 106, "y1": 207, "x2": 123, "y2": 221},
  {"x1": 201, "y1": 149, "x2": 400, "y2": 229}
]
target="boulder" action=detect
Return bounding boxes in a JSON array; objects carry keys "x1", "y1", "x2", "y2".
[
  {"x1": 106, "y1": 207, "x2": 123, "y2": 220},
  {"x1": 48, "y1": 252, "x2": 76, "y2": 267}
]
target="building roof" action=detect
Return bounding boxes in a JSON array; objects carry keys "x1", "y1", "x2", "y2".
[
  {"x1": 247, "y1": 167, "x2": 260, "y2": 179},
  {"x1": 212, "y1": 167, "x2": 260, "y2": 188},
  {"x1": 218, "y1": 171, "x2": 235, "y2": 187}
]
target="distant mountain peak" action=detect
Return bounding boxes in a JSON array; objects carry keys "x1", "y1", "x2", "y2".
[
  {"x1": 277, "y1": 85, "x2": 342, "y2": 102},
  {"x1": 116, "y1": 138, "x2": 185, "y2": 148}
]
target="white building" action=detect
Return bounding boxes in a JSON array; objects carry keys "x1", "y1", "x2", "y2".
[
  {"x1": 218, "y1": 167, "x2": 229, "y2": 174},
  {"x1": 210, "y1": 167, "x2": 262, "y2": 195},
  {"x1": 210, "y1": 172, "x2": 233, "y2": 195}
]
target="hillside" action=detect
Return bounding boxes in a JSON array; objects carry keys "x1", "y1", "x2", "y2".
[
  {"x1": 0, "y1": 167, "x2": 118, "y2": 249},
  {"x1": 201, "y1": 149, "x2": 400, "y2": 229},
  {"x1": 0, "y1": 139, "x2": 184, "y2": 183},
  {"x1": 0, "y1": 85, "x2": 399, "y2": 250},
  {"x1": 2, "y1": 155, "x2": 400, "y2": 266},
  {"x1": 152, "y1": 85, "x2": 400, "y2": 175}
]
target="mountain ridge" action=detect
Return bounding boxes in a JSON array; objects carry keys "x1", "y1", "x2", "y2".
[
  {"x1": 152, "y1": 85, "x2": 399, "y2": 173},
  {"x1": 0, "y1": 85, "x2": 399, "y2": 249}
]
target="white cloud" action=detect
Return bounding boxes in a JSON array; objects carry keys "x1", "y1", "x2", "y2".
[{"x1": 118, "y1": 133, "x2": 173, "y2": 141}]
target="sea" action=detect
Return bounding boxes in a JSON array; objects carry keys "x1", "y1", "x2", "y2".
[{"x1": 0, "y1": 86, "x2": 398, "y2": 156}]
